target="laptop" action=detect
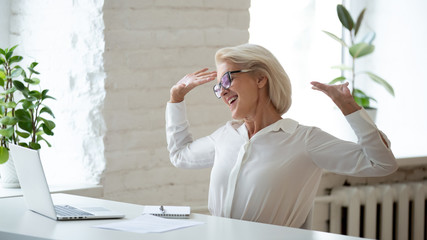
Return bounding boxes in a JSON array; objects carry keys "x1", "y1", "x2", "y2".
[{"x1": 10, "y1": 144, "x2": 125, "y2": 221}]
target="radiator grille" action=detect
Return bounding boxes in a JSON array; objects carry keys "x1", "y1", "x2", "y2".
[{"x1": 318, "y1": 181, "x2": 427, "y2": 240}]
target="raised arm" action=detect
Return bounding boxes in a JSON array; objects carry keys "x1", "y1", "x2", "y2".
[
  {"x1": 166, "y1": 68, "x2": 219, "y2": 169},
  {"x1": 309, "y1": 81, "x2": 397, "y2": 176}
]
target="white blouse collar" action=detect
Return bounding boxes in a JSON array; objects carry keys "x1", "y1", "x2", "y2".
[{"x1": 228, "y1": 118, "x2": 299, "y2": 140}]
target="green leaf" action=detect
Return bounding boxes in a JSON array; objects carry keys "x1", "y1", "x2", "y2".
[
  {"x1": 0, "y1": 58, "x2": 4, "y2": 65},
  {"x1": 349, "y1": 43, "x2": 375, "y2": 58},
  {"x1": 353, "y1": 89, "x2": 376, "y2": 108},
  {"x1": 0, "y1": 70, "x2": 5, "y2": 80},
  {"x1": 9, "y1": 56, "x2": 23, "y2": 64},
  {"x1": 42, "y1": 94, "x2": 55, "y2": 101},
  {"x1": 41, "y1": 90, "x2": 56, "y2": 101},
  {"x1": 5, "y1": 50, "x2": 13, "y2": 61},
  {"x1": 364, "y1": 72, "x2": 395, "y2": 96},
  {"x1": 40, "y1": 106, "x2": 55, "y2": 118},
  {"x1": 37, "y1": 135, "x2": 52, "y2": 147},
  {"x1": 9, "y1": 45, "x2": 18, "y2": 53},
  {"x1": 42, "y1": 123, "x2": 54, "y2": 136},
  {"x1": 24, "y1": 78, "x2": 41, "y2": 85},
  {"x1": 16, "y1": 130, "x2": 31, "y2": 138},
  {"x1": 12, "y1": 80, "x2": 26, "y2": 91},
  {"x1": 20, "y1": 68, "x2": 27, "y2": 79},
  {"x1": 4, "y1": 87, "x2": 17, "y2": 95},
  {"x1": 18, "y1": 121, "x2": 33, "y2": 133},
  {"x1": 11, "y1": 68, "x2": 23, "y2": 78},
  {"x1": 0, "y1": 48, "x2": 5, "y2": 56},
  {"x1": 29, "y1": 142, "x2": 41, "y2": 150},
  {"x1": 22, "y1": 100, "x2": 37, "y2": 110},
  {"x1": 0, "y1": 101, "x2": 17, "y2": 109},
  {"x1": 0, "y1": 127, "x2": 14, "y2": 138},
  {"x1": 322, "y1": 30, "x2": 348, "y2": 48},
  {"x1": 329, "y1": 76, "x2": 346, "y2": 84},
  {"x1": 337, "y1": 4, "x2": 354, "y2": 31},
  {"x1": 18, "y1": 142, "x2": 28, "y2": 148},
  {"x1": 354, "y1": 8, "x2": 366, "y2": 36},
  {"x1": 0, "y1": 146, "x2": 9, "y2": 164},
  {"x1": 39, "y1": 117, "x2": 56, "y2": 130},
  {"x1": 29, "y1": 90, "x2": 42, "y2": 99},
  {"x1": 0, "y1": 116, "x2": 18, "y2": 125},
  {"x1": 15, "y1": 109, "x2": 32, "y2": 122},
  {"x1": 30, "y1": 62, "x2": 38, "y2": 68},
  {"x1": 28, "y1": 67, "x2": 40, "y2": 75}
]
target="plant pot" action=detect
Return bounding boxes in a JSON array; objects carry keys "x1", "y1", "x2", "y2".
[
  {"x1": 0, "y1": 155, "x2": 20, "y2": 188},
  {"x1": 365, "y1": 108, "x2": 378, "y2": 123}
]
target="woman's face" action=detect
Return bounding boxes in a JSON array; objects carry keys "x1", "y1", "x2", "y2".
[{"x1": 216, "y1": 62, "x2": 260, "y2": 120}]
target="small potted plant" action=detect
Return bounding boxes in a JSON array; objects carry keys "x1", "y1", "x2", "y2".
[
  {"x1": 323, "y1": 4, "x2": 394, "y2": 119},
  {"x1": 0, "y1": 45, "x2": 55, "y2": 187}
]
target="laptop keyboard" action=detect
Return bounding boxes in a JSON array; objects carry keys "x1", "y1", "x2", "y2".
[{"x1": 55, "y1": 205, "x2": 94, "y2": 217}]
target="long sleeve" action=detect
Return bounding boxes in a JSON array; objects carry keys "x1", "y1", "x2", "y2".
[
  {"x1": 307, "y1": 108, "x2": 398, "y2": 177},
  {"x1": 165, "y1": 101, "x2": 216, "y2": 169}
]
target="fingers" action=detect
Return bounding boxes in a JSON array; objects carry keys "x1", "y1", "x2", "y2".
[
  {"x1": 170, "y1": 68, "x2": 217, "y2": 103},
  {"x1": 310, "y1": 81, "x2": 328, "y2": 92},
  {"x1": 193, "y1": 68, "x2": 210, "y2": 75},
  {"x1": 186, "y1": 69, "x2": 217, "y2": 88},
  {"x1": 311, "y1": 81, "x2": 349, "y2": 92},
  {"x1": 176, "y1": 69, "x2": 216, "y2": 87}
]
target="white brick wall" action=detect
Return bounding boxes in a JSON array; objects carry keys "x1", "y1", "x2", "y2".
[{"x1": 102, "y1": 0, "x2": 250, "y2": 207}]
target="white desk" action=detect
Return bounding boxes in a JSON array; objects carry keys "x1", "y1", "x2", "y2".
[
  {"x1": 0, "y1": 193, "x2": 369, "y2": 240},
  {"x1": 0, "y1": 184, "x2": 103, "y2": 199}
]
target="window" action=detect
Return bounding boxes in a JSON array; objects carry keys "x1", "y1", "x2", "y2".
[
  {"x1": 1, "y1": 1, "x2": 106, "y2": 184},
  {"x1": 249, "y1": 0, "x2": 427, "y2": 158}
]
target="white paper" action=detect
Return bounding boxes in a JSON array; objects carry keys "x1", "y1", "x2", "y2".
[{"x1": 94, "y1": 214, "x2": 204, "y2": 234}]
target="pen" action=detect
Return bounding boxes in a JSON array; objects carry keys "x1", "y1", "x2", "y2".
[{"x1": 160, "y1": 205, "x2": 165, "y2": 214}]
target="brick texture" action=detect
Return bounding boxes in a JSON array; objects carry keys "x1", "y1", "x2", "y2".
[{"x1": 102, "y1": 0, "x2": 250, "y2": 208}]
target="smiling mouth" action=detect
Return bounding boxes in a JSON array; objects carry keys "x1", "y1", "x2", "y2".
[{"x1": 228, "y1": 96, "x2": 238, "y2": 105}]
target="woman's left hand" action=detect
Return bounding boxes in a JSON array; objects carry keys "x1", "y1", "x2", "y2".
[{"x1": 311, "y1": 81, "x2": 361, "y2": 115}]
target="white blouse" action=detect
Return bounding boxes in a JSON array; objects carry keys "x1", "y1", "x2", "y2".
[{"x1": 165, "y1": 102, "x2": 398, "y2": 228}]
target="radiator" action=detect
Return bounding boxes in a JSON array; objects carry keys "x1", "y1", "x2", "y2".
[{"x1": 315, "y1": 181, "x2": 427, "y2": 240}]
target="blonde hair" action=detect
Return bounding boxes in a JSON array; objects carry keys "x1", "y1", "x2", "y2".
[{"x1": 215, "y1": 44, "x2": 292, "y2": 115}]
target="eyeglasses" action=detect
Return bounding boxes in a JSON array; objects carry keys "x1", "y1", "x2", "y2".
[{"x1": 213, "y1": 69, "x2": 251, "y2": 98}]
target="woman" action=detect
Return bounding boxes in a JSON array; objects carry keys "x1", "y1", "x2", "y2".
[{"x1": 165, "y1": 44, "x2": 397, "y2": 228}]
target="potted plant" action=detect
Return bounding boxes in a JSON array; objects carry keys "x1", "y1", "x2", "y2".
[
  {"x1": 323, "y1": 4, "x2": 394, "y2": 119},
  {"x1": 0, "y1": 45, "x2": 56, "y2": 187}
]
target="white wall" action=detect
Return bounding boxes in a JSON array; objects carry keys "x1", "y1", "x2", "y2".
[
  {"x1": 102, "y1": 0, "x2": 251, "y2": 206},
  {"x1": 0, "y1": 0, "x2": 10, "y2": 47}
]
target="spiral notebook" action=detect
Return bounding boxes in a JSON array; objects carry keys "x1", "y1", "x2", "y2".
[{"x1": 142, "y1": 205, "x2": 190, "y2": 219}]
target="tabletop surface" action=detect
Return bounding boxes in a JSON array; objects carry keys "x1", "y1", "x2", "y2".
[{"x1": 0, "y1": 193, "x2": 370, "y2": 240}]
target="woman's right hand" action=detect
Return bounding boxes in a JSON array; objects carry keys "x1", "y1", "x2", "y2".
[{"x1": 169, "y1": 68, "x2": 217, "y2": 103}]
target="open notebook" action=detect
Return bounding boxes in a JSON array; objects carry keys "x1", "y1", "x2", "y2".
[
  {"x1": 142, "y1": 205, "x2": 190, "y2": 219},
  {"x1": 10, "y1": 144, "x2": 125, "y2": 221}
]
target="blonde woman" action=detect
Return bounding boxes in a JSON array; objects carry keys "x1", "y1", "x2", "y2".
[{"x1": 166, "y1": 44, "x2": 397, "y2": 228}]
